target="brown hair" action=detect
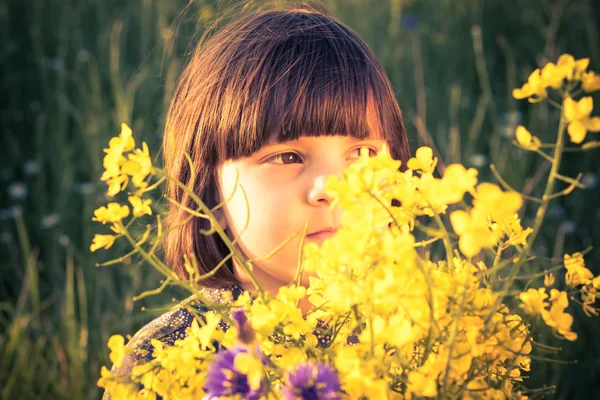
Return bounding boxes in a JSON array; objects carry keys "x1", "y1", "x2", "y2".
[{"x1": 162, "y1": 2, "x2": 410, "y2": 287}]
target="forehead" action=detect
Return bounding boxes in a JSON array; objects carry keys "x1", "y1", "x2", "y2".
[{"x1": 265, "y1": 131, "x2": 384, "y2": 146}]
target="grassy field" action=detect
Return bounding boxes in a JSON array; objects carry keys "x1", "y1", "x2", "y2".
[{"x1": 1, "y1": 0, "x2": 600, "y2": 398}]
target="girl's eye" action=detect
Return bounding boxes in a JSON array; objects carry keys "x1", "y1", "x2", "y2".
[
  {"x1": 350, "y1": 147, "x2": 378, "y2": 158},
  {"x1": 265, "y1": 152, "x2": 303, "y2": 165}
]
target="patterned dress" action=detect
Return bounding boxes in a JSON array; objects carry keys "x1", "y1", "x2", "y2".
[
  {"x1": 101, "y1": 284, "x2": 243, "y2": 400},
  {"x1": 102, "y1": 284, "x2": 338, "y2": 399}
]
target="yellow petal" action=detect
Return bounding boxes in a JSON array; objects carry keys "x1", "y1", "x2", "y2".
[
  {"x1": 567, "y1": 121, "x2": 587, "y2": 144},
  {"x1": 544, "y1": 272, "x2": 555, "y2": 287},
  {"x1": 563, "y1": 96, "x2": 576, "y2": 121},
  {"x1": 515, "y1": 126, "x2": 540, "y2": 150},
  {"x1": 541, "y1": 63, "x2": 565, "y2": 88},
  {"x1": 512, "y1": 87, "x2": 528, "y2": 99},
  {"x1": 459, "y1": 233, "x2": 481, "y2": 257},
  {"x1": 90, "y1": 234, "x2": 116, "y2": 252},
  {"x1": 581, "y1": 71, "x2": 600, "y2": 92},
  {"x1": 557, "y1": 54, "x2": 575, "y2": 69},
  {"x1": 574, "y1": 58, "x2": 590, "y2": 79},
  {"x1": 515, "y1": 126, "x2": 532, "y2": 146},
  {"x1": 450, "y1": 210, "x2": 470, "y2": 235},
  {"x1": 576, "y1": 96, "x2": 593, "y2": 119},
  {"x1": 120, "y1": 123, "x2": 136, "y2": 152},
  {"x1": 416, "y1": 146, "x2": 433, "y2": 162},
  {"x1": 584, "y1": 117, "x2": 600, "y2": 132}
]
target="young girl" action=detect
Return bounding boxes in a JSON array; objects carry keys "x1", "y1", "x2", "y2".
[{"x1": 104, "y1": 3, "x2": 410, "y2": 398}]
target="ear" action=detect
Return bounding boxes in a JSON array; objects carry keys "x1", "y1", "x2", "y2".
[{"x1": 213, "y1": 207, "x2": 228, "y2": 231}]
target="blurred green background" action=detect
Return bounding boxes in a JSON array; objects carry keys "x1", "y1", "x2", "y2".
[{"x1": 1, "y1": 0, "x2": 599, "y2": 398}]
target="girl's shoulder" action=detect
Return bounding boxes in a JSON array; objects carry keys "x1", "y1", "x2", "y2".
[
  {"x1": 102, "y1": 285, "x2": 242, "y2": 399},
  {"x1": 126, "y1": 302, "x2": 206, "y2": 363}
]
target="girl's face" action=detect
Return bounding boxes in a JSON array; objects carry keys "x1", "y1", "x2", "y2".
[{"x1": 216, "y1": 134, "x2": 386, "y2": 295}]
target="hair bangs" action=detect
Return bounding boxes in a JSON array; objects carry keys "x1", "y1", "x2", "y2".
[{"x1": 214, "y1": 10, "x2": 407, "y2": 164}]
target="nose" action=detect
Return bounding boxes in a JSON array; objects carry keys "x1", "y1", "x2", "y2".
[{"x1": 307, "y1": 174, "x2": 336, "y2": 206}]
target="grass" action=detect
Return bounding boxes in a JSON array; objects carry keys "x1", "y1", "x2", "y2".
[{"x1": 1, "y1": 0, "x2": 599, "y2": 398}]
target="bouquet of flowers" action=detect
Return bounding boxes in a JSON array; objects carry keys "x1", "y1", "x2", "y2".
[{"x1": 95, "y1": 54, "x2": 600, "y2": 399}]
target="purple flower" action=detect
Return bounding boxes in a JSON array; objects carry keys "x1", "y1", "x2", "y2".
[
  {"x1": 282, "y1": 362, "x2": 341, "y2": 400},
  {"x1": 204, "y1": 346, "x2": 263, "y2": 400},
  {"x1": 232, "y1": 308, "x2": 256, "y2": 345},
  {"x1": 232, "y1": 308, "x2": 248, "y2": 326},
  {"x1": 401, "y1": 14, "x2": 419, "y2": 30}
]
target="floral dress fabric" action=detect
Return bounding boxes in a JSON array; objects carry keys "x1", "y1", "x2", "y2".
[
  {"x1": 101, "y1": 285, "x2": 242, "y2": 400},
  {"x1": 101, "y1": 284, "x2": 339, "y2": 399}
]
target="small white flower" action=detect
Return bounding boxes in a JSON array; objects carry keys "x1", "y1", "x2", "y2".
[
  {"x1": 0, "y1": 206, "x2": 23, "y2": 221},
  {"x1": 72, "y1": 182, "x2": 95, "y2": 195},
  {"x1": 560, "y1": 220, "x2": 577, "y2": 235},
  {"x1": 7, "y1": 182, "x2": 27, "y2": 199},
  {"x1": 24, "y1": 160, "x2": 41, "y2": 176},
  {"x1": 40, "y1": 212, "x2": 61, "y2": 229},
  {"x1": 77, "y1": 49, "x2": 90, "y2": 63},
  {"x1": 469, "y1": 153, "x2": 488, "y2": 168},
  {"x1": 581, "y1": 173, "x2": 598, "y2": 189},
  {"x1": 58, "y1": 234, "x2": 70, "y2": 246}
]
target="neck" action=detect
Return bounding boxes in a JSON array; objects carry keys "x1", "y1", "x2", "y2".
[{"x1": 234, "y1": 266, "x2": 314, "y2": 316}]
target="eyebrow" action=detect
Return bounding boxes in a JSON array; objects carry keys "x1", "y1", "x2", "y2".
[{"x1": 266, "y1": 135, "x2": 384, "y2": 146}]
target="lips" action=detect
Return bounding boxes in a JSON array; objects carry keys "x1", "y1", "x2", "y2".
[{"x1": 306, "y1": 228, "x2": 339, "y2": 243}]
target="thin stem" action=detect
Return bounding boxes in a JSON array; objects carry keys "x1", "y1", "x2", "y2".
[
  {"x1": 489, "y1": 242, "x2": 504, "y2": 285},
  {"x1": 490, "y1": 164, "x2": 543, "y2": 203},
  {"x1": 485, "y1": 102, "x2": 568, "y2": 329},
  {"x1": 431, "y1": 209, "x2": 455, "y2": 265},
  {"x1": 155, "y1": 168, "x2": 266, "y2": 300}
]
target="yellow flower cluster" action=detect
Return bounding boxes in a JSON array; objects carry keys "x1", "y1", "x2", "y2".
[
  {"x1": 90, "y1": 123, "x2": 155, "y2": 253},
  {"x1": 512, "y1": 54, "x2": 597, "y2": 102},
  {"x1": 513, "y1": 54, "x2": 600, "y2": 144},
  {"x1": 95, "y1": 55, "x2": 600, "y2": 398},
  {"x1": 101, "y1": 123, "x2": 154, "y2": 196},
  {"x1": 98, "y1": 146, "x2": 539, "y2": 399}
]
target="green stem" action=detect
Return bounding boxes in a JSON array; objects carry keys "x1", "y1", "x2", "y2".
[
  {"x1": 155, "y1": 168, "x2": 266, "y2": 300},
  {"x1": 489, "y1": 242, "x2": 504, "y2": 286},
  {"x1": 484, "y1": 104, "x2": 567, "y2": 329}
]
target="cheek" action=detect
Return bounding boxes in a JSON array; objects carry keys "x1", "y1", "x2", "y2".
[{"x1": 222, "y1": 174, "x2": 283, "y2": 233}]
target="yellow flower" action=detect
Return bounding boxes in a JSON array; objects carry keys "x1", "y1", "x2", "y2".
[
  {"x1": 407, "y1": 371, "x2": 437, "y2": 397},
  {"x1": 512, "y1": 68, "x2": 547, "y2": 102},
  {"x1": 128, "y1": 195, "x2": 153, "y2": 217},
  {"x1": 563, "y1": 96, "x2": 600, "y2": 144},
  {"x1": 122, "y1": 142, "x2": 153, "y2": 189},
  {"x1": 501, "y1": 214, "x2": 533, "y2": 246},
  {"x1": 234, "y1": 352, "x2": 264, "y2": 390},
  {"x1": 541, "y1": 289, "x2": 578, "y2": 341},
  {"x1": 187, "y1": 313, "x2": 222, "y2": 349},
  {"x1": 541, "y1": 62, "x2": 569, "y2": 89},
  {"x1": 101, "y1": 123, "x2": 136, "y2": 196},
  {"x1": 556, "y1": 54, "x2": 589, "y2": 81},
  {"x1": 515, "y1": 126, "x2": 541, "y2": 150},
  {"x1": 90, "y1": 234, "x2": 117, "y2": 252},
  {"x1": 108, "y1": 335, "x2": 129, "y2": 368},
  {"x1": 407, "y1": 146, "x2": 437, "y2": 174},
  {"x1": 450, "y1": 208, "x2": 498, "y2": 257},
  {"x1": 544, "y1": 272, "x2": 555, "y2": 287},
  {"x1": 564, "y1": 252, "x2": 593, "y2": 287},
  {"x1": 439, "y1": 164, "x2": 478, "y2": 204},
  {"x1": 518, "y1": 288, "x2": 548, "y2": 315},
  {"x1": 473, "y1": 183, "x2": 523, "y2": 224},
  {"x1": 92, "y1": 203, "x2": 130, "y2": 224},
  {"x1": 581, "y1": 71, "x2": 600, "y2": 93}
]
